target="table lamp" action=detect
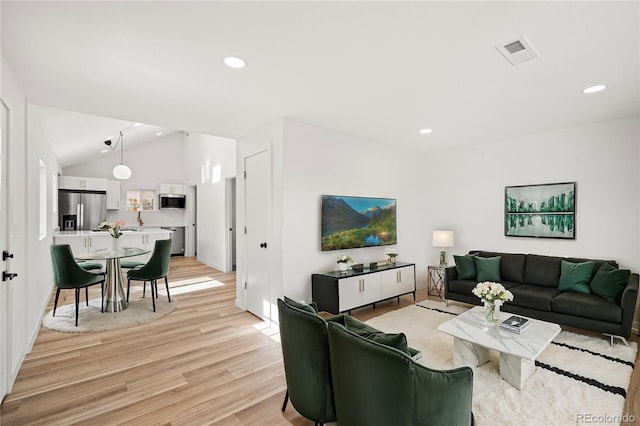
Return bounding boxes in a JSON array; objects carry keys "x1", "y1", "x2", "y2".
[{"x1": 432, "y1": 230, "x2": 454, "y2": 267}]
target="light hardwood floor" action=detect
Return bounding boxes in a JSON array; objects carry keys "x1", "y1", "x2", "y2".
[{"x1": 1, "y1": 257, "x2": 639, "y2": 425}]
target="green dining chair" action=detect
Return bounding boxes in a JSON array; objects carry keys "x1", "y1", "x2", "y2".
[
  {"x1": 50, "y1": 244, "x2": 106, "y2": 326},
  {"x1": 126, "y1": 239, "x2": 172, "y2": 312}
]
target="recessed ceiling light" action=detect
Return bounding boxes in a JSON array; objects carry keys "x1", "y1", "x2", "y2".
[
  {"x1": 156, "y1": 132, "x2": 163, "y2": 136},
  {"x1": 133, "y1": 122, "x2": 144, "y2": 128},
  {"x1": 224, "y1": 56, "x2": 246, "y2": 69},
  {"x1": 100, "y1": 149, "x2": 109, "y2": 154},
  {"x1": 582, "y1": 85, "x2": 606, "y2": 94},
  {"x1": 419, "y1": 128, "x2": 433, "y2": 135}
]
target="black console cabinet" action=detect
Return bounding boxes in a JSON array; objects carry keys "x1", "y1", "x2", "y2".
[{"x1": 312, "y1": 262, "x2": 416, "y2": 314}]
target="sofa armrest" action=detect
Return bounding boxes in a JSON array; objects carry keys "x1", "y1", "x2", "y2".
[
  {"x1": 620, "y1": 273, "x2": 639, "y2": 337},
  {"x1": 444, "y1": 266, "x2": 458, "y2": 299}
]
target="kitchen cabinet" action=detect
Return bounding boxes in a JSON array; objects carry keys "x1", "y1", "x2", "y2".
[
  {"x1": 158, "y1": 183, "x2": 185, "y2": 195},
  {"x1": 53, "y1": 233, "x2": 111, "y2": 268},
  {"x1": 119, "y1": 231, "x2": 171, "y2": 263},
  {"x1": 106, "y1": 180, "x2": 121, "y2": 210},
  {"x1": 311, "y1": 262, "x2": 416, "y2": 314},
  {"x1": 59, "y1": 176, "x2": 107, "y2": 191}
]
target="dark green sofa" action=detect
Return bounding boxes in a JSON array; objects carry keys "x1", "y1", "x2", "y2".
[
  {"x1": 444, "y1": 250, "x2": 639, "y2": 340},
  {"x1": 327, "y1": 320, "x2": 474, "y2": 426}
]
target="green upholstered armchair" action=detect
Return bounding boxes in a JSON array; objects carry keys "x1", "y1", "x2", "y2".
[
  {"x1": 327, "y1": 320, "x2": 474, "y2": 426},
  {"x1": 277, "y1": 298, "x2": 336, "y2": 425}
]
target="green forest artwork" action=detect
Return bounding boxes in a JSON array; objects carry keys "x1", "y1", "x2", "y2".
[{"x1": 505, "y1": 182, "x2": 576, "y2": 239}]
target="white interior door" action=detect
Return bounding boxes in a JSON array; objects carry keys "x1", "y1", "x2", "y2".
[
  {"x1": 244, "y1": 151, "x2": 271, "y2": 320},
  {"x1": 0, "y1": 99, "x2": 8, "y2": 400}
]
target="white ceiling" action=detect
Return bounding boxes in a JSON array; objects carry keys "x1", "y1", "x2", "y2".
[{"x1": 2, "y1": 2, "x2": 638, "y2": 167}]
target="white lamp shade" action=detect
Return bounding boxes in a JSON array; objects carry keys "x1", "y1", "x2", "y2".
[
  {"x1": 432, "y1": 230, "x2": 454, "y2": 248},
  {"x1": 113, "y1": 164, "x2": 132, "y2": 180}
]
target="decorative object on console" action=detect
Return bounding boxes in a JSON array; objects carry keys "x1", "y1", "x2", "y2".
[
  {"x1": 471, "y1": 281, "x2": 513, "y2": 324},
  {"x1": 385, "y1": 250, "x2": 398, "y2": 264},
  {"x1": 321, "y1": 195, "x2": 397, "y2": 251},
  {"x1": 104, "y1": 132, "x2": 132, "y2": 180},
  {"x1": 505, "y1": 181, "x2": 576, "y2": 239},
  {"x1": 432, "y1": 230, "x2": 454, "y2": 266},
  {"x1": 336, "y1": 254, "x2": 352, "y2": 272},
  {"x1": 351, "y1": 263, "x2": 364, "y2": 272}
]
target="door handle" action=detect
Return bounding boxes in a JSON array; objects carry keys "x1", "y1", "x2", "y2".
[
  {"x1": 260, "y1": 242, "x2": 268, "y2": 248},
  {"x1": 3, "y1": 271, "x2": 17, "y2": 281},
  {"x1": 3, "y1": 250, "x2": 14, "y2": 261}
]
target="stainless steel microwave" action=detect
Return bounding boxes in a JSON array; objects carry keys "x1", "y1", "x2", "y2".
[{"x1": 159, "y1": 194, "x2": 186, "y2": 209}]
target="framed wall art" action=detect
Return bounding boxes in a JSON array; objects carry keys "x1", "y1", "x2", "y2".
[{"x1": 504, "y1": 182, "x2": 576, "y2": 239}]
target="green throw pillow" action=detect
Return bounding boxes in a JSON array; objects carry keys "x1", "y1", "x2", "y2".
[
  {"x1": 589, "y1": 263, "x2": 631, "y2": 304},
  {"x1": 360, "y1": 331, "x2": 411, "y2": 356},
  {"x1": 454, "y1": 255, "x2": 476, "y2": 280},
  {"x1": 474, "y1": 256, "x2": 502, "y2": 282},
  {"x1": 284, "y1": 296, "x2": 319, "y2": 314},
  {"x1": 558, "y1": 260, "x2": 594, "y2": 294}
]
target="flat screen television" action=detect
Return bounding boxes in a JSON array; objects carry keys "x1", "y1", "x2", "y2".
[{"x1": 321, "y1": 195, "x2": 397, "y2": 251}]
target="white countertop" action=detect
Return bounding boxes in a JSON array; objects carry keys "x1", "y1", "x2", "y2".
[{"x1": 55, "y1": 227, "x2": 171, "y2": 236}]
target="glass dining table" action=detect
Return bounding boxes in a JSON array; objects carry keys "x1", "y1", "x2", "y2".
[{"x1": 75, "y1": 247, "x2": 149, "y2": 312}]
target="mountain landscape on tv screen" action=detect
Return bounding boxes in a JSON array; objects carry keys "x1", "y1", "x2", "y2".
[{"x1": 321, "y1": 195, "x2": 397, "y2": 251}]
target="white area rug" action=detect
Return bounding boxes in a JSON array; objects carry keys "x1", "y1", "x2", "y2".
[
  {"x1": 365, "y1": 300, "x2": 637, "y2": 426},
  {"x1": 42, "y1": 290, "x2": 177, "y2": 333}
]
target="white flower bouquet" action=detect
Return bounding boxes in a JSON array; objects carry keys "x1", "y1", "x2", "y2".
[
  {"x1": 336, "y1": 254, "x2": 352, "y2": 264},
  {"x1": 98, "y1": 220, "x2": 124, "y2": 239},
  {"x1": 472, "y1": 281, "x2": 513, "y2": 324},
  {"x1": 472, "y1": 281, "x2": 513, "y2": 306}
]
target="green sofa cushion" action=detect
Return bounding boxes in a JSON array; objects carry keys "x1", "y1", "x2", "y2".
[
  {"x1": 359, "y1": 331, "x2": 411, "y2": 356},
  {"x1": 454, "y1": 255, "x2": 476, "y2": 280},
  {"x1": 474, "y1": 256, "x2": 501, "y2": 282},
  {"x1": 284, "y1": 296, "x2": 319, "y2": 314},
  {"x1": 589, "y1": 262, "x2": 631, "y2": 304},
  {"x1": 558, "y1": 260, "x2": 594, "y2": 294}
]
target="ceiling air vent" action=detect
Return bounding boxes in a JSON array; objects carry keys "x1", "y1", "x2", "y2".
[{"x1": 495, "y1": 36, "x2": 539, "y2": 65}]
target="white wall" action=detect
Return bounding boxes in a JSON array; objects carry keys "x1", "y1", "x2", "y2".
[
  {"x1": 183, "y1": 132, "x2": 236, "y2": 270},
  {"x1": 26, "y1": 106, "x2": 63, "y2": 335},
  {"x1": 425, "y1": 117, "x2": 640, "y2": 328},
  {"x1": 280, "y1": 120, "x2": 430, "y2": 302}
]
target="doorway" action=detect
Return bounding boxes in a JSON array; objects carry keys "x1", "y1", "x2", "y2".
[{"x1": 226, "y1": 177, "x2": 236, "y2": 272}]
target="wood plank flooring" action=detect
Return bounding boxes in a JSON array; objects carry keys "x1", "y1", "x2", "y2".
[{"x1": 1, "y1": 257, "x2": 639, "y2": 425}]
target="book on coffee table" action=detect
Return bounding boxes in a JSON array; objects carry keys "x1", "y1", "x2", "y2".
[{"x1": 500, "y1": 315, "x2": 532, "y2": 334}]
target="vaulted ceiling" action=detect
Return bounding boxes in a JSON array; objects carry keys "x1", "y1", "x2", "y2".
[{"x1": 2, "y1": 1, "x2": 638, "y2": 167}]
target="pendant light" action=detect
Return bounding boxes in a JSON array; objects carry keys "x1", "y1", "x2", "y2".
[{"x1": 111, "y1": 132, "x2": 132, "y2": 180}]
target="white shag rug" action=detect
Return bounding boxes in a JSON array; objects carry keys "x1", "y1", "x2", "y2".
[
  {"x1": 365, "y1": 300, "x2": 637, "y2": 426},
  {"x1": 42, "y1": 290, "x2": 177, "y2": 333}
]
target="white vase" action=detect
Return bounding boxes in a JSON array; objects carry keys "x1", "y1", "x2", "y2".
[
  {"x1": 112, "y1": 237, "x2": 121, "y2": 252},
  {"x1": 338, "y1": 262, "x2": 348, "y2": 272}
]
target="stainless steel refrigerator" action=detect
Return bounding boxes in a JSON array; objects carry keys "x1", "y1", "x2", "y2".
[{"x1": 58, "y1": 189, "x2": 107, "y2": 231}]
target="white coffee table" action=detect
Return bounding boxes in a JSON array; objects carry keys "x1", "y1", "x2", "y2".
[{"x1": 437, "y1": 306, "x2": 561, "y2": 390}]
